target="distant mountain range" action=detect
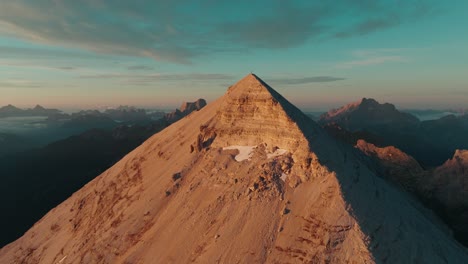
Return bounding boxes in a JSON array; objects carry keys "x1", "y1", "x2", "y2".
[
  {"x1": 0, "y1": 105, "x2": 168, "y2": 157},
  {"x1": 0, "y1": 104, "x2": 61, "y2": 118},
  {"x1": 319, "y1": 98, "x2": 468, "y2": 167}
]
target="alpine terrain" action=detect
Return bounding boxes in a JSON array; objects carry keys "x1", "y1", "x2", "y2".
[{"x1": 1, "y1": 74, "x2": 467, "y2": 263}]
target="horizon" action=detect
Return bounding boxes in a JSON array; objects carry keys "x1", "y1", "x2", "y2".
[
  {"x1": 2, "y1": 94, "x2": 467, "y2": 114},
  {"x1": 1, "y1": 1, "x2": 467, "y2": 109}
]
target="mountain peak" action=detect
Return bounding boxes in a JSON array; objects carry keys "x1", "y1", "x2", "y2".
[
  {"x1": 224, "y1": 74, "x2": 311, "y2": 124},
  {"x1": 2, "y1": 75, "x2": 467, "y2": 263},
  {"x1": 213, "y1": 74, "x2": 318, "y2": 156},
  {"x1": 227, "y1": 73, "x2": 272, "y2": 95},
  {"x1": 0, "y1": 104, "x2": 20, "y2": 111},
  {"x1": 319, "y1": 97, "x2": 418, "y2": 127},
  {"x1": 360, "y1": 97, "x2": 378, "y2": 105},
  {"x1": 33, "y1": 104, "x2": 45, "y2": 110}
]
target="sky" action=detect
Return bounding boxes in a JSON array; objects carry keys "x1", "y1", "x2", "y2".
[{"x1": 0, "y1": 0, "x2": 467, "y2": 110}]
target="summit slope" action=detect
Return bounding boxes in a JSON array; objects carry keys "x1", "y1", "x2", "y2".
[{"x1": 1, "y1": 74, "x2": 467, "y2": 263}]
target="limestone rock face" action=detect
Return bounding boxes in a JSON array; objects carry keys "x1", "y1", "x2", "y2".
[
  {"x1": 355, "y1": 139, "x2": 424, "y2": 192},
  {"x1": 180, "y1": 98, "x2": 207, "y2": 114},
  {"x1": 165, "y1": 98, "x2": 207, "y2": 123},
  {"x1": 1, "y1": 74, "x2": 467, "y2": 264}
]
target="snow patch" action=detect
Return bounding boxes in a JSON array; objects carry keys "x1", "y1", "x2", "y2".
[
  {"x1": 223, "y1": 145, "x2": 257, "y2": 162},
  {"x1": 267, "y1": 149, "x2": 288, "y2": 159},
  {"x1": 280, "y1": 173, "x2": 288, "y2": 182}
]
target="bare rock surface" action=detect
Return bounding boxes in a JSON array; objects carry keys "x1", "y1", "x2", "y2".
[
  {"x1": 165, "y1": 98, "x2": 206, "y2": 123},
  {"x1": 355, "y1": 139, "x2": 424, "y2": 192},
  {"x1": 1, "y1": 74, "x2": 467, "y2": 263},
  {"x1": 428, "y1": 150, "x2": 468, "y2": 245}
]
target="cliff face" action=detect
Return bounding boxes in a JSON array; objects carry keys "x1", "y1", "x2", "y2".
[
  {"x1": 1, "y1": 74, "x2": 467, "y2": 264},
  {"x1": 180, "y1": 98, "x2": 207, "y2": 114},
  {"x1": 429, "y1": 150, "x2": 468, "y2": 245},
  {"x1": 355, "y1": 139, "x2": 424, "y2": 192},
  {"x1": 431, "y1": 149, "x2": 468, "y2": 208}
]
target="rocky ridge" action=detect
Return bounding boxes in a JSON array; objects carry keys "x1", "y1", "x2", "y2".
[{"x1": 1, "y1": 74, "x2": 466, "y2": 263}]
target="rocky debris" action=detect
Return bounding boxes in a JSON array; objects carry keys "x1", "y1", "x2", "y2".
[{"x1": 195, "y1": 125, "x2": 217, "y2": 152}]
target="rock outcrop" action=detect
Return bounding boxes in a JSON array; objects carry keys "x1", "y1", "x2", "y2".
[
  {"x1": 427, "y1": 150, "x2": 468, "y2": 245},
  {"x1": 165, "y1": 98, "x2": 207, "y2": 123},
  {"x1": 355, "y1": 139, "x2": 424, "y2": 192}
]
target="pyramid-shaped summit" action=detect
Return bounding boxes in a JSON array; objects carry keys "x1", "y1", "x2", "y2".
[
  {"x1": 211, "y1": 74, "x2": 318, "y2": 161},
  {"x1": 1, "y1": 74, "x2": 467, "y2": 263},
  {"x1": 220, "y1": 73, "x2": 313, "y2": 128}
]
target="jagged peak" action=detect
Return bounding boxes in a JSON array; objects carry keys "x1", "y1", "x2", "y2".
[{"x1": 180, "y1": 98, "x2": 206, "y2": 114}]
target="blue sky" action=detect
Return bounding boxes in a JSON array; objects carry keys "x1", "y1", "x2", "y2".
[{"x1": 0, "y1": 0, "x2": 467, "y2": 110}]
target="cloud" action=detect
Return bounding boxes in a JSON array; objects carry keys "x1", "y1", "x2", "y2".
[
  {"x1": 0, "y1": 1, "x2": 436, "y2": 63},
  {"x1": 335, "y1": 18, "x2": 397, "y2": 38},
  {"x1": 127, "y1": 65, "x2": 154, "y2": 71},
  {"x1": 55, "y1": 66, "x2": 76, "y2": 71},
  {"x1": 351, "y1": 48, "x2": 408, "y2": 57},
  {"x1": 336, "y1": 48, "x2": 408, "y2": 68},
  {"x1": 269, "y1": 76, "x2": 346, "y2": 85},
  {"x1": 333, "y1": 1, "x2": 436, "y2": 38},
  {"x1": 337, "y1": 56, "x2": 406, "y2": 68},
  {"x1": 218, "y1": 3, "x2": 325, "y2": 49},
  {"x1": 0, "y1": 59, "x2": 78, "y2": 71},
  {"x1": 0, "y1": 79, "x2": 44, "y2": 88},
  {"x1": 0, "y1": 45, "x2": 97, "y2": 60},
  {"x1": 79, "y1": 72, "x2": 234, "y2": 86}
]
